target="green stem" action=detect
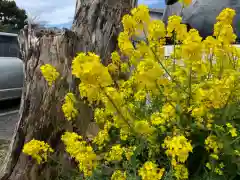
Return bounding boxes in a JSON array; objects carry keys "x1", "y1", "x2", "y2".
[
  {"x1": 100, "y1": 86, "x2": 132, "y2": 129},
  {"x1": 142, "y1": 28, "x2": 173, "y2": 81},
  {"x1": 221, "y1": 84, "x2": 236, "y2": 122},
  {"x1": 173, "y1": 31, "x2": 176, "y2": 72},
  {"x1": 187, "y1": 67, "x2": 192, "y2": 107},
  {"x1": 230, "y1": 136, "x2": 240, "y2": 145}
]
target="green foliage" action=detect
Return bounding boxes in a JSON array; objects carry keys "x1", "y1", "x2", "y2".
[{"x1": 0, "y1": 0, "x2": 27, "y2": 33}]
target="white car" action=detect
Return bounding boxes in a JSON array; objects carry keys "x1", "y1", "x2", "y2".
[{"x1": 0, "y1": 32, "x2": 24, "y2": 101}]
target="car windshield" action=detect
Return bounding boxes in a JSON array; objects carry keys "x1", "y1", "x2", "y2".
[{"x1": 0, "y1": 34, "x2": 20, "y2": 58}]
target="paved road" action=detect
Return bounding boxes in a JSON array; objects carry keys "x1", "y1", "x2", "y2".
[{"x1": 0, "y1": 99, "x2": 20, "y2": 140}]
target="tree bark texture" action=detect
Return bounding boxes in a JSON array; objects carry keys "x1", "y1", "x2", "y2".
[{"x1": 0, "y1": 0, "x2": 137, "y2": 179}]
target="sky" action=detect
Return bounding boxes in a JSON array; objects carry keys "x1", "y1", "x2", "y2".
[{"x1": 14, "y1": 0, "x2": 165, "y2": 29}]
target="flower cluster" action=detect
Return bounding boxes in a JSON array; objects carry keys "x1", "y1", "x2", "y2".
[
  {"x1": 138, "y1": 161, "x2": 165, "y2": 180},
  {"x1": 105, "y1": 144, "x2": 125, "y2": 162},
  {"x1": 205, "y1": 135, "x2": 223, "y2": 160},
  {"x1": 30, "y1": 5, "x2": 240, "y2": 180},
  {"x1": 22, "y1": 139, "x2": 53, "y2": 164},
  {"x1": 163, "y1": 135, "x2": 193, "y2": 166},
  {"x1": 61, "y1": 132, "x2": 98, "y2": 177},
  {"x1": 72, "y1": 52, "x2": 113, "y2": 104},
  {"x1": 40, "y1": 64, "x2": 60, "y2": 86},
  {"x1": 111, "y1": 170, "x2": 127, "y2": 180},
  {"x1": 62, "y1": 93, "x2": 78, "y2": 121}
]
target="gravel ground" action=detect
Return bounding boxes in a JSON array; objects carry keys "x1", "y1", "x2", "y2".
[
  {"x1": 0, "y1": 99, "x2": 20, "y2": 164},
  {"x1": 0, "y1": 139, "x2": 10, "y2": 165},
  {"x1": 0, "y1": 99, "x2": 20, "y2": 140}
]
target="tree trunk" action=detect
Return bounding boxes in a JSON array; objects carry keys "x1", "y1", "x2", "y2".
[{"x1": 0, "y1": 0, "x2": 136, "y2": 179}]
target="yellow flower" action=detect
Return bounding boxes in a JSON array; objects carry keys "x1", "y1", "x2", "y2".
[
  {"x1": 138, "y1": 161, "x2": 165, "y2": 180},
  {"x1": 52, "y1": 7, "x2": 240, "y2": 179},
  {"x1": 94, "y1": 108, "x2": 110, "y2": 124},
  {"x1": 72, "y1": 52, "x2": 113, "y2": 87},
  {"x1": 134, "y1": 120, "x2": 154, "y2": 136},
  {"x1": 93, "y1": 122, "x2": 111, "y2": 149},
  {"x1": 216, "y1": 8, "x2": 236, "y2": 23},
  {"x1": 205, "y1": 135, "x2": 223, "y2": 154},
  {"x1": 134, "y1": 90, "x2": 147, "y2": 101},
  {"x1": 147, "y1": 20, "x2": 165, "y2": 40},
  {"x1": 108, "y1": 63, "x2": 119, "y2": 74},
  {"x1": 162, "y1": 135, "x2": 192, "y2": 166},
  {"x1": 62, "y1": 93, "x2": 78, "y2": 121},
  {"x1": 120, "y1": 128, "x2": 130, "y2": 141},
  {"x1": 72, "y1": 52, "x2": 114, "y2": 104},
  {"x1": 124, "y1": 146, "x2": 136, "y2": 161},
  {"x1": 215, "y1": 167, "x2": 223, "y2": 175},
  {"x1": 230, "y1": 128, "x2": 238, "y2": 137},
  {"x1": 167, "y1": 15, "x2": 187, "y2": 41},
  {"x1": 122, "y1": 14, "x2": 137, "y2": 35},
  {"x1": 131, "y1": 4, "x2": 151, "y2": 26},
  {"x1": 40, "y1": 64, "x2": 60, "y2": 86},
  {"x1": 206, "y1": 162, "x2": 211, "y2": 170},
  {"x1": 118, "y1": 32, "x2": 134, "y2": 56},
  {"x1": 135, "y1": 58, "x2": 164, "y2": 91},
  {"x1": 152, "y1": 104, "x2": 176, "y2": 126},
  {"x1": 111, "y1": 51, "x2": 121, "y2": 66},
  {"x1": 226, "y1": 123, "x2": 238, "y2": 137},
  {"x1": 111, "y1": 170, "x2": 127, "y2": 180},
  {"x1": 210, "y1": 153, "x2": 219, "y2": 160},
  {"x1": 182, "y1": 29, "x2": 202, "y2": 57},
  {"x1": 22, "y1": 139, "x2": 53, "y2": 164},
  {"x1": 61, "y1": 132, "x2": 98, "y2": 177},
  {"x1": 105, "y1": 145, "x2": 124, "y2": 162},
  {"x1": 235, "y1": 150, "x2": 240, "y2": 156},
  {"x1": 174, "y1": 164, "x2": 188, "y2": 180},
  {"x1": 120, "y1": 62, "x2": 130, "y2": 73},
  {"x1": 151, "y1": 112, "x2": 165, "y2": 126},
  {"x1": 214, "y1": 8, "x2": 237, "y2": 44}
]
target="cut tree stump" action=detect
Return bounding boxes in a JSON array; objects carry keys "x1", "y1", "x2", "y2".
[{"x1": 0, "y1": 0, "x2": 137, "y2": 179}]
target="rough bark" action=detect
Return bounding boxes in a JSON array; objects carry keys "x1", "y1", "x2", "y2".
[{"x1": 0, "y1": 0, "x2": 136, "y2": 179}]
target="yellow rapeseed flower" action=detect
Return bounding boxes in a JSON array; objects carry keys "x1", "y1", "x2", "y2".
[
  {"x1": 40, "y1": 64, "x2": 60, "y2": 86},
  {"x1": 93, "y1": 121, "x2": 111, "y2": 149},
  {"x1": 216, "y1": 8, "x2": 236, "y2": 23},
  {"x1": 147, "y1": 20, "x2": 165, "y2": 40},
  {"x1": 22, "y1": 139, "x2": 53, "y2": 164},
  {"x1": 138, "y1": 161, "x2": 165, "y2": 180},
  {"x1": 61, "y1": 132, "x2": 98, "y2": 177},
  {"x1": 226, "y1": 123, "x2": 238, "y2": 137},
  {"x1": 174, "y1": 164, "x2": 188, "y2": 180},
  {"x1": 105, "y1": 144, "x2": 124, "y2": 162},
  {"x1": 62, "y1": 93, "x2": 78, "y2": 121},
  {"x1": 111, "y1": 170, "x2": 127, "y2": 180},
  {"x1": 205, "y1": 135, "x2": 223, "y2": 157},
  {"x1": 131, "y1": 4, "x2": 151, "y2": 26},
  {"x1": 163, "y1": 135, "x2": 192, "y2": 166},
  {"x1": 111, "y1": 51, "x2": 121, "y2": 66},
  {"x1": 122, "y1": 14, "x2": 137, "y2": 35},
  {"x1": 124, "y1": 146, "x2": 136, "y2": 161},
  {"x1": 118, "y1": 32, "x2": 134, "y2": 56},
  {"x1": 167, "y1": 15, "x2": 187, "y2": 42}
]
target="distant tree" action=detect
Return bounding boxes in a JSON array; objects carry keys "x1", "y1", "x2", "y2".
[{"x1": 0, "y1": 0, "x2": 28, "y2": 33}]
